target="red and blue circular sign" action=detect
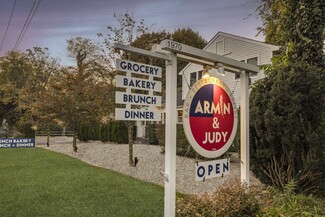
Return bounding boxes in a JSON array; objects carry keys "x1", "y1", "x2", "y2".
[{"x1": 183, "y1": 77, "x2": 238, "y2": 158}]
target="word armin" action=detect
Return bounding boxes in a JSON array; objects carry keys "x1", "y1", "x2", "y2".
[{"x1": 195, "y1": 100, "x2": 230, "y2": 115}]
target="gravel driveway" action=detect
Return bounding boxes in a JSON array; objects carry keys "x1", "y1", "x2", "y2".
[{"x1": 36, "y1": 136, "x2": 261, "y2": 195}]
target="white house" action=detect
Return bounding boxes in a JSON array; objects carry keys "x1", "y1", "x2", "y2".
[{"x1": 177, "y1": 31, "x2": 280, "y2": 123}]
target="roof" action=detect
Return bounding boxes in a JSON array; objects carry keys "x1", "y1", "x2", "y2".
[
  {"x1": 179, "y1": 31, "x2": 280, "y2": 74},
  {"x1": 206, "y1": 31, "x2": 280, "y2": 51}
]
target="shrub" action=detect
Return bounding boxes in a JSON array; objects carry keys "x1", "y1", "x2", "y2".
[
  {"x1": 260, "y1": 181, "x2": 325, "y2": 216},
  {"x1": 176, "y1": 179, "x2": 325, "y2": 217},
  {"x1": 250, "y1": 63, "x2": 325, "y2": 195},
  {"x1": 77, "y1": 125, "x2": 87, "y2": 142},
  {"x1": 100, "y1": 123, "x2": 110, "y2": 142},
  {"x1": 16, "y1": 123, "x2": 35, "y2": 138},
  {"x1": 109, "y1": 121, "x2": 128, "y2": 144},
  {"x1": 176, "y1": 124, "x2": 199, "y2": 159},
  {"x1": 155, "y1": 123, "x2": 165, "y2": 151},
  {"x1": 147, "y1": 124, "x2": 159, "y2": 145},
  {"x1": 176, "y1": 180, "x2": 261, "y2": 217},
  {"x1": 77, "y1": 123, "x2": 101, "y2": 142},
  {"x1": 155, "y1": 123, "x2": 198, "y2": 157}
]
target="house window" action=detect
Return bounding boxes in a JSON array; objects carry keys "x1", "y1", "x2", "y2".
[
  {"x1": 189, "y1": 70, "x2": 204, "y2": 86},
  {"x1": 198, "y1": 70, "x2": 203, "y2": 79},
  {"x1": 190, "y1": 72, "x2": 196, "y2": 86},
  {"x1": 216, "y1": 40, "x2": 224, "y2": 55},
  {"x1": 235, "y1": 57, "x2": 259, "y2": 80},
  {"x1": 247, "y1": 57, "x2": 258, "y2": 66}
]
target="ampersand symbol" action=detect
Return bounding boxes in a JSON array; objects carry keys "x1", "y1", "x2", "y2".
[{"x1": 213, "y1": 117, "x2": 219, "y2": 129}]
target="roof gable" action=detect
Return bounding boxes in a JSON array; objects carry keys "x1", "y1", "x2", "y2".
[
  {"x1": 179, "y1": 31, "x2": 280, "y2": 74},
  {"x1": 205, "y1": 31, "x2": 280, "y2": 51}
]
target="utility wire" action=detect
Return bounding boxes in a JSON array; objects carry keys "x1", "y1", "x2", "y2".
[
  {"x1": 0, "y1": 0, "x2": 17, "y2": 52},
  {"x1": 13, "y1": 0, "x2": 41, "y2": 51},
  {"x1": 16, "y1": 0, "x2": 42, "y2": 50},
  {"x1": 13, "y1": 0, "x2": 37, "y2": 50}
]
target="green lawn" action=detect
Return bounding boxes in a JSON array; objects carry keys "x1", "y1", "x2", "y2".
[{"x1": 0, "y1": 148, "x2": 164, "y2": 217}]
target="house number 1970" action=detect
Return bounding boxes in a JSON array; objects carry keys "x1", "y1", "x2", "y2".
[{"x1": 167, "y1": 41, "x2": 182, "y2": 51}]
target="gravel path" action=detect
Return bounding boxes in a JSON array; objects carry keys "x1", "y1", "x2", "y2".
[{"x1": 36, "y1": 136, "x2": 261, "y2": 195}]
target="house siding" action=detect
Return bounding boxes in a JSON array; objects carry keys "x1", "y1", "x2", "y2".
[{"x1": 181, "y1": 32, "x2": 279, "y2": 107}]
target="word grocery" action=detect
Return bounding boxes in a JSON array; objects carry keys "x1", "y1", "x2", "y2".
[
  {"x1": 183, "y1": 77, "x2": 238, "y2": 158},
  {"x1": 115, "y1": 59, "x2": 162, "y2": 121}
]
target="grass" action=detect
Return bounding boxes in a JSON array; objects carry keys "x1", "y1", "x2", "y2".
[{"x1": 0, "y1": 148, "x2": 164, "y2": 217}]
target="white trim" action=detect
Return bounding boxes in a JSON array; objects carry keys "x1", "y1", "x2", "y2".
[
  {"x1": 247, "y1": 55, "x2": 259, "y2": 78},
  {"x1": 206, "y1": 32, "x2": 280, "y2": 51},
  {"x1": 216, "y1": 39, "x2": 225, "y2": 55},
  {"x1": 161, "y1": 39, "x2": 259, "y2": 74},
  {"x1": 179, "y1": 32, "x2": 279, "y2": 75},
  {"x1": 233, "y1": 56, "x2": 260, "y2": 80}
]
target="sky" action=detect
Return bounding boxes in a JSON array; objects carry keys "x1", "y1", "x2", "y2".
[{"x1": 0, "y1": 0, "x2": 264, "y2": 66}]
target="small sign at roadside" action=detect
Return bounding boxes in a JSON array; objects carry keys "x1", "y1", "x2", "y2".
[
  {"x1": 116, "y1": 59, "x2": 162, "y2": 78},
  {"x1": 195, "y1": 158, "x2": 230, "y2": 181},
  {"x1": 0, "y1": 138, "x2": 35, "y2": 148},
  {"x1": 115, "y1": 108, "x2": 161, "y2": 121}
]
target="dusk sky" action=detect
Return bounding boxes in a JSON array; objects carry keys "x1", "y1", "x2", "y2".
[{"x1": 0, "y1": 0, "x2": 263, "y2": 65}]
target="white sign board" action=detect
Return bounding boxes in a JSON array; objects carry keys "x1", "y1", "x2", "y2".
[
  {"x1": 115, "y1": 59, "x2": 162, "y2": 121},
  {"x1": 116, "y1": 75, "x2": 162, "y2": 92},
  {"x1": 115, "y1": 108, "x2": 161, "y2": 121},
  {"x1": 116, "y1": 59, "x2": 162, "y2": 78},
  {"x1": 195, "y1": 158, "x2": 230, "y2": 181},
  {"x1": 116, "y1": 92, "x2": 161, "y2": 106}
]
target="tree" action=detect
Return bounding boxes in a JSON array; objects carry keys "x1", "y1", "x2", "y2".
[
  {"x1": 257, "y1": 0, "x2": 325, "y2": 67},
  {"x1": 250, "y1": 62, "x2": 325, "y2": 193},
  {"x1": 0, "y1": 51, "x2": 32, "y2": 129},
  {"x1": 99, "y1": 12, "x2": 210, "y2": 166},
  {"x1": 0, "y1": 47, "x2": 60, "y2": 138},
  {"x1": 172, "y1": 27, "x2": 207, "y2": 83},
  {"x1": 130, "y1": 28, "x2": 207, "y2": 88},
  {"x1": 130, "y1": 31, "x2": 171, "y2": 95},
  {"x1": 98, "y1": 12, "x2": 150, "y2": 166},
  {"x1": 19, "y1": 47, "x2": 59, "y2": 138},
  {"x1": 37, "y1": 37, "x2": 113, "y2": 152},
  {"x1": 250, "y1": 0, "x2": 325, "y2": 195}
]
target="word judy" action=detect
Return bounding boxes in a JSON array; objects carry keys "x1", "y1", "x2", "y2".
[{"x1": 202, "y1": 131, "x2": 228, "y2": 144}]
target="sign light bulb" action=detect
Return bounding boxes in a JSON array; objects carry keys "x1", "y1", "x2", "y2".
[
  {"x1": 217, "y1": 63, "x2": 225, "y2": 76},
  {"x1": 202, "y1": 71, "x2": 210, "y2": 78},
  {"x1": 202, "y1": 65, "x2": 211, "y2": 79}
]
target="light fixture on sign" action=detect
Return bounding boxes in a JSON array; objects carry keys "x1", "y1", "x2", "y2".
[
  {"x1": 202, "y1": 65, "x2": 211, "y2": 78},
  {"x1": 217, "y1": 63, "x2": 225, "y2": 76}
]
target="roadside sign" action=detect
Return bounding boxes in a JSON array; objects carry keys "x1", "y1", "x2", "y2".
[
  {"x1": 115, "y1": 108, "x2": 161, "y2": 121},
  {"x1": 115, "y1": 40, "x2": 253, "y2": 217},
  {"x1": 0, "y1": 138, "x2": 35, "y2": 148},
  {"x1": 115, "y1": 92, "x2": 161, "y2": 106},
  {"x1": 115, "y1": 59, "x2": 162, "y2": 121},
  {"x1": 183, "y1": 77, "x2": 238, "y2": 158},
  {"x1": 195, "y1": 158, "x2": 230, "y2": 181},
  {"x1": 116, "y1": 75, "x2": 162, "y2": 92},
  {"x1": 116, "y1": 59, "x2": 162, "y2": 78}
]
